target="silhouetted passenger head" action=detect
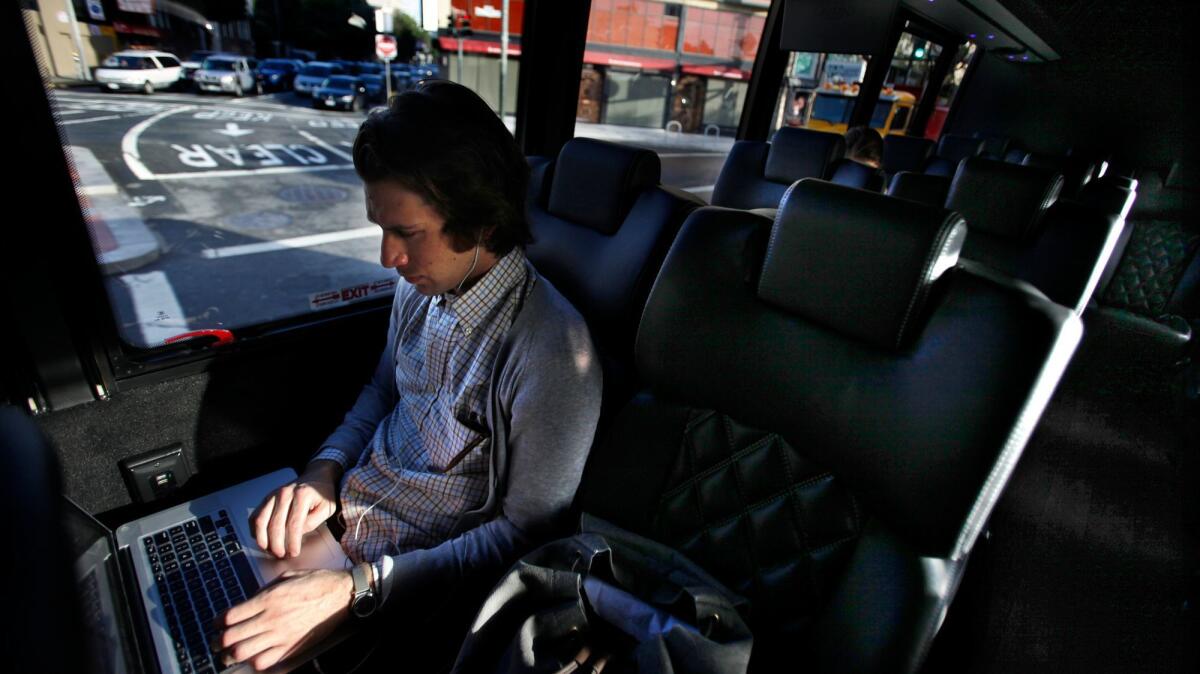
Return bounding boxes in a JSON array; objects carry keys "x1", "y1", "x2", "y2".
[
  {"x1": 352, "y1": 80, "x2": 532, "y2": 255},
  {"x1": 844, "y1": 126, "x2": 884, "y2": 169}
]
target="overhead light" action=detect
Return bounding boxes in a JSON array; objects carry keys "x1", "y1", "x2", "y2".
[
  {"x1": 969, "y1": 33, "x2": 977, "y2": 39},
  {"x1": 987, "y1": 34, "x2": 995, "y2": 40}
]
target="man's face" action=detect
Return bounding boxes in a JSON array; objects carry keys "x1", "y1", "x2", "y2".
[{"x1": 365, "y1": 179, "x2": 493, "y2": 296}]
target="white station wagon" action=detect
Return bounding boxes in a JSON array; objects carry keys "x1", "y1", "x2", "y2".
[{"x1": 94, "y1": 50, "x2": 182, "y2": 94}]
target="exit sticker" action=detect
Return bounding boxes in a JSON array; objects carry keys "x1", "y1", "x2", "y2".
[{"x1": 309, "y1": 278, "x2": 397, "y2": 310}]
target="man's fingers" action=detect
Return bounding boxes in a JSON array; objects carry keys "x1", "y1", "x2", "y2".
[
  {"x1": 249, "y1": 646, "x2": 288, "y2": 672},
  {"x1": 284, "y1": 487, "x2": 313, "y2": 558},
  {"x1": 266, "y1": 485, "x2": 295, "y2": 558},
  {"x1": 222, "y1": 595, "x2": 265, "y2": 627},
  {"x1": 215, "y1": 612, "x2": 268, "y2": 650},
  {"x1": 222, "y1": 630, "x2": 279, "y2": 669},
  {"x1": 252, "y1": 494, "x2": 277, "y2": 552}
]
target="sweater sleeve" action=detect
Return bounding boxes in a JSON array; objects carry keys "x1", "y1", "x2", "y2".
[
  {"x1": 374, "y1": 296, "x2": 602, "y2": 608},
  {"x1": 311, "y1": 288, "x2": 406, "y2": 470}
]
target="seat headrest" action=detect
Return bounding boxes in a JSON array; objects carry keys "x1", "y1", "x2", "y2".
[
  {"x1": 764, "y1": 128, "x2": 845, "y2": 184},
  {"x1": 830, "y1": 159, "x2": 884, "y2": 192},
  {"x1": 973, "y1": 133, "x2": 1011, "y2": 158},
  {"x1": 547, "y1": 138, "x2": 660, "y2": 235},
  {"x1": 1003, "y1": 148, "x2": 1028, "y2": 164},
  {"x1": 881, "y1": 134, "x2": 935, "y2": 174},
  {"x1": 947, "y1": 157, "x2": 1063, "y2": 239},
  {"x1": 887, "y1": 171, "x2": 951, "y2": 207},
  {"x1": 937, "y1": 135, "x2": 985, "y2": 162},
  {"x1": 758, "y1": 179, "x2": 966, "y2": 351}
]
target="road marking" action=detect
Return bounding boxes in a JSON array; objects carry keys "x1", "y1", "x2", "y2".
[
  {"x1": 122, "y1": 105, "x2": 197, "y2": 180},
  {"x1": 201, "y1": 226, "x2": 378, "y2": 259},
  {"x1": 299, "y1": 130, "x2": 355, "y2": 162},
  {"x1": 60, "y1": 114, "x2": 125, "y2": 125},
  {"x1": 214, "y1": 122, "x2": 254, "y2": 137},
  {"x1": 658, "y1": 153, "x2": 727, "y2": 158},
  {"x1": 150, "y1": 164, "x2": 354, "y2": 181},
  {"x1": 79, "y1": 184, "x2": 119, "y2": 196},
  {"x1": 117, "y1": 271, "x2": 188, "y2": 347},
  {"x1": 679, "y1": 184, "x2": 716, "y2": 192}
]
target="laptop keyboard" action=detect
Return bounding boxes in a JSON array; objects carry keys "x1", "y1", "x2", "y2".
[{"x1": 141, "y1": 510, "x2": 260, "y2": 674}]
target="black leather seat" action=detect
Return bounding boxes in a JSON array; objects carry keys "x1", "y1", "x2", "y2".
[
  {"x1": 881, "y1": 134, "x2": 935, "y2": 176},
  {"x1": 887, "y1": 171, "x2": 951, "y2": 206},
  {"x1": 973, "y1": 132, "x2": 1011, "y2": 160},
  {"x1": 711, "y1": 127, "x2": 845, "y2": 211},
  {"x1": 1092, "y1": 160, "x2": 1198, "y2": 363},
  {"x1": 924, "y1": 134, "x2": 985, "y2": 177},
  {"x1": 576, "y1": 179, "x2": 1081, "y2": 673},
  {"x1": 526, "y1": 137, "x2": 702, "y2": 413},
  {"x1": 947, "y1": 156, "x2": 1125, "y2": 313},
  {"x1": 830, "y1": 158, "x2": 885, "y2": 193}
]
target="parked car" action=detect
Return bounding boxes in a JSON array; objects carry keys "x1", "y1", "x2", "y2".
[
  {"x1": 256, "y1": 59, "x2": 305, "y2": 92},
  {"x1": 358, "y1": 73, "x2": 386, "y2": 102},
  {"x1": 179, "y1": 50, "x2": 214, "y2": 84},
  {"x1": 312, "y1": 76, "x2": 369, "y2": 111},
  {"x1": 356, "y1": 62, "x2": 383, "y2": 76},
  {"x1": 293, "y1": 62, "x2": 345, "y2": 97},
  {"x1": 193, "y1": 55, "x2": 260, "y2": 96},
  {"x1": 94, "y1": 50, "x2": 182, "y2": 94}
]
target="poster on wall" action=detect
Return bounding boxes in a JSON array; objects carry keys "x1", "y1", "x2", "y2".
[{"x1": 117, "y1": 0, "x2": 156, "y2": 15}]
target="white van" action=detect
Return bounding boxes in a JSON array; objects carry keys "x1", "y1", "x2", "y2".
[{"x1": 94, "y1": 50, "x2": 183, "y2": 94}]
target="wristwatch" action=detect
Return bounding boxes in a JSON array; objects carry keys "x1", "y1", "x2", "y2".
[{"x1": 350, "y1": 562, "x2": 378, "y2": 618}]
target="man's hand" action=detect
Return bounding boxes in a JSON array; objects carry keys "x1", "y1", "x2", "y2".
[
  {"x1": 252, "y1": 460, "x2": 342, "y2": 558},
  {"x1": 214, "y1": 569, "x2": 353, "y2": 671}
]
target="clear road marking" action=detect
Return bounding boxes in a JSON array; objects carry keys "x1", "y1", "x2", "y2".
[
  {"x1": 122, "y1": 105, "x2": 197, "y2": 180},
  {"x1": 56, "y1": 108, "x2": 87, "y2": 115},
  {"x1": 201, "y1": 226, "x2": 378, "y2": 259},
  {"x1": 60, "y1": 114, "x2": 124, "y2": 125},
  {"x1": 658, "y1": 153, "x2": 727, "y2": 158},
  {"x1": 299, "y1": 130, "x2": 355, "y2": 162},
  {"x1": 128, "y1": 195, "x2": 167, "y2": 208},
  {"x1": 680, "y1": 184, "x2": 716, "y2": 192},
  {"x1": 150, "y1": 164, "x2": 353, "y2": 181},
  {"x1": 117, "y1": 271, "x2": 188, "y2": 347}
]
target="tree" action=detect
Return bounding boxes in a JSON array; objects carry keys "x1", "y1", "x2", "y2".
[{"x1": 391, "y1": 10, "x2": 429, "y2": 63}]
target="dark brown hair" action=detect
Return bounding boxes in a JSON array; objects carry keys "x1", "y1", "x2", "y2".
[
  {"x1": 352, "y1": 80, "x2": 531, "y2": 254},
  {"x1": 844, "y1": 126, "x2": 884, "y2": 167}
]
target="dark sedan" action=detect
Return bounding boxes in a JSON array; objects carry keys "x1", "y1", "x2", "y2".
[
  {"x1": 312, "y1": 76, "x2": 369, "y2": 112},
  {"x1": 256, "y1": 59, "x2": 305, "y2": 92}
]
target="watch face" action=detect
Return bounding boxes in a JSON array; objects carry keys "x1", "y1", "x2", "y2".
[{"x1": 352, "y1": 593, "x2": 378, "y2": 618}]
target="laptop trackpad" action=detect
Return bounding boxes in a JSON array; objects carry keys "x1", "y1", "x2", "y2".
[{"x1": 247, "y1": 526, "x2": 350, "y2": 585}]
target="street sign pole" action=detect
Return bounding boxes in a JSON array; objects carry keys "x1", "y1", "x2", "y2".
[
  {"x1": 499, "y1": 0, "x2": 509, "y2": 119},
  {"x1": 385, "y1": 59, "x2": 392, "y2": 101}
]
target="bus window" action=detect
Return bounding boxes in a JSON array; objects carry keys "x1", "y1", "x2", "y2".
[
  {"x1": 769, "y1": 52, "x2": 872, "y2": 134},
  {"x1": 924, "y1": 41, "x2": 978, "y2": 139},
  {"x1": 884, "y1": 31, "x2": 944, "y2": 135},
  {"x1": 25, "y1": 1, "x2": 514, "y2": 351},
  {"x1": 571, "y1": 0, "x2": 769, "y2": 202}
]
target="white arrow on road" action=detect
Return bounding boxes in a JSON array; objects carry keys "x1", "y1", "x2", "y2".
[{"x1": 215, "y1": 123, "x2": 254, "y2": 137}]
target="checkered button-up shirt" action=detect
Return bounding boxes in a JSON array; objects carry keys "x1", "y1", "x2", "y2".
[{"x1": 313, "y1": 248, "x2": 531, "y2": 564}]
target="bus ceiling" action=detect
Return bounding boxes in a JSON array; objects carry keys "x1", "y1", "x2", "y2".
[{"x1": 777, "y1": 0, "x2": 1058, "y2": 63}]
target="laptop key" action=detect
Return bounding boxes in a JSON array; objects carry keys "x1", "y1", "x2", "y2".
[{"x1": 199, "y1": 515, "x2": 216, "y2": 533}]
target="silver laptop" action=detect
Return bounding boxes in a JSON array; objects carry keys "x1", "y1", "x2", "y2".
[{"x1": 68, "y1": 468, "x2": 348, "y2": 674}]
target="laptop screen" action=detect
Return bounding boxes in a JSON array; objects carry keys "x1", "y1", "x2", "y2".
[{"x1": 63, "y1": 498, "x2": 139, "y2": 674}]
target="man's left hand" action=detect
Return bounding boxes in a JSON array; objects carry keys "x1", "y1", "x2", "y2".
[{"x1": 214, "y1": 568, "x2": 353, "y2": 671}]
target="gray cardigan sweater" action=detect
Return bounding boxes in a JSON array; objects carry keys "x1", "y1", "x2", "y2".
[{"x1": 317, "y1": 259, "x2": 602, "y2": 608}]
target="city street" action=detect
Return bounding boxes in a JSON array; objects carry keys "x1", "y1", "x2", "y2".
[{"x1": 50, "y1": 87, "x2": 727, "y2": 349}]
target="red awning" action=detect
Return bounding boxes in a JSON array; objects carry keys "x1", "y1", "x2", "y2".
[
  {"x1": 112, "y1": 21, "x2": 162, "y2": 38},
  {"x1": 437, "y1": 37, "x2": 522, "y2": 57},
  {"x1": 681, "y1": 64, "x2": 751, "y2": 81},
  {"x1": 582, "y1": 50, "x2": 676, "y2": 71}
]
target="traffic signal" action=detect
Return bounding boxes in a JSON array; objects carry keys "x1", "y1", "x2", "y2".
[{"x1": 448, "y1": 11, "x2": 473, "y2": 37}]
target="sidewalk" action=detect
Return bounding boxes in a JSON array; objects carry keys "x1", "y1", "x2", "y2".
[
  {"x1": 68, "y1": 146, "x2": 162, "y2": 274},
  {"x1": 502, "y1": 115, "x2": 736, "y2": 154}
]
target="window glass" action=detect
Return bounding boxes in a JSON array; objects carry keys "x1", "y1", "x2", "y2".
[
  {"x1": 925, "y1": 42, "x2": 977, "y2": 139},
  {"x1": 770, "y1": 52, "x2": 873, "y2": 135},
  {"x1": 574, "y1": 0, "x2": 769, "y2": 203},
  {"x1": 23, "y1": 0, "x2": 505, "y2": 349},
  {"x1": 885, "y1": 32, "x2": 944, "y2": 136}
]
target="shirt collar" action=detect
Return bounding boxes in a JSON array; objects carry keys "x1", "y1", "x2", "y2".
[{"x1": 440, "y1": 247, "x2": 527, "y2": 333}]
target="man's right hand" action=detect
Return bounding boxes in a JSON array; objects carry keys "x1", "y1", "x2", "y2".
[{"x1": 252, "y1": 460, "x2": 342, "y2": 559}]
